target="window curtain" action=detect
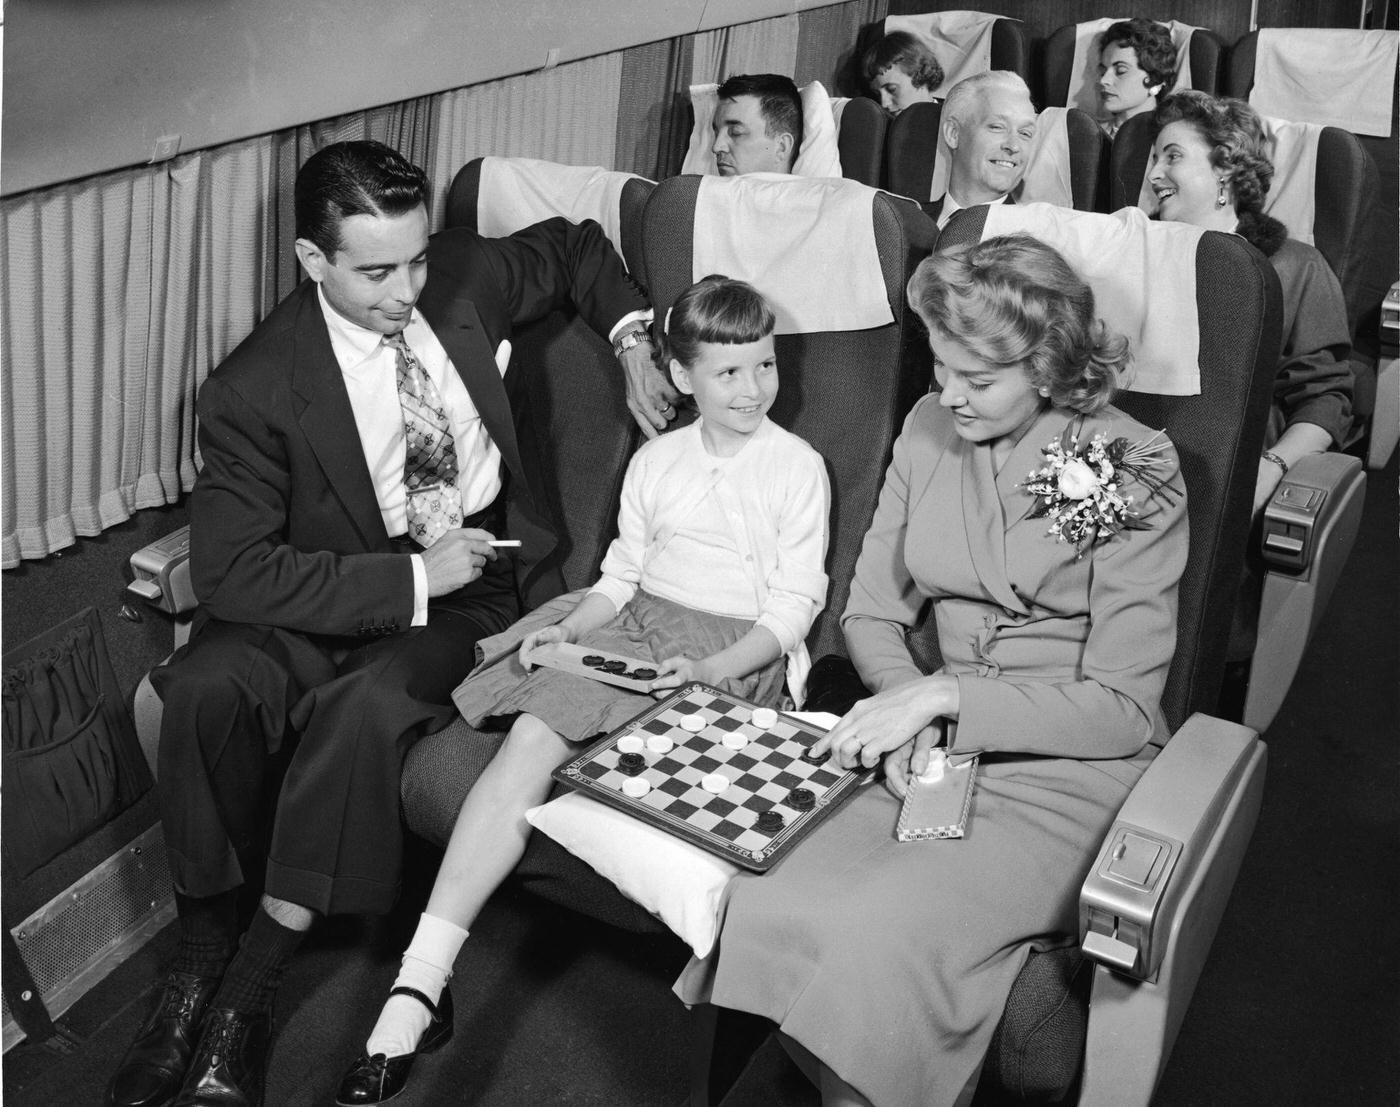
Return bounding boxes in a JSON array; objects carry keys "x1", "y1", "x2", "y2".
[
  {"x1": 428, "y1": 52, "x2": 624, "y2": 230},
  {"x1": 1, "y1": 0, "x2": 881, "y2": 568}
]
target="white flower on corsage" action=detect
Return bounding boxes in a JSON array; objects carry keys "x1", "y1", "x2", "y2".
[{"x1": 1022, "y1": 421, "x2": 1180, "y2": 558}]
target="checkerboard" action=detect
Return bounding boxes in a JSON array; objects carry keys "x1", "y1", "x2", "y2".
[{"x1": 553, "y1": 683, "x2": 865, "y2": 871}]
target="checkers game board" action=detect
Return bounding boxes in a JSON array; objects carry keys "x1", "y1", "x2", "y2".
[{"x1": 553, "y1": 683, "x2": 866, "y2": 871}]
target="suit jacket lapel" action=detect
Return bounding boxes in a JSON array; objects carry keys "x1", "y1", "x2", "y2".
[{"x1": 288, "y1": 287, "x2": 388, "y2": 549}]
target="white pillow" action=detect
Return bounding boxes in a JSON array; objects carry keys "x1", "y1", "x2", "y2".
[
  {"x1": 524, "y1": 711, "x2": 841, "y2": 958},
  {"x1": 525, "y1": 791, "x2": 738, "y2": 957}
]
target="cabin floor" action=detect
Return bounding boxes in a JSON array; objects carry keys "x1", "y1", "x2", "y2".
[{"x1": 3, "y1": 455, "x2": 1397, "y2": 1106}]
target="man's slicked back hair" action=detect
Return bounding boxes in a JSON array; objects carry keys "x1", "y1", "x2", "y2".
[{"x1": 295, "y1": 140, "x2": 430, "y2": 258}]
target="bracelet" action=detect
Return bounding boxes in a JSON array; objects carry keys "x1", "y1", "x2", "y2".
[{"x1": 1262, "y1": 450, "x2": 1289, "y2": 476}]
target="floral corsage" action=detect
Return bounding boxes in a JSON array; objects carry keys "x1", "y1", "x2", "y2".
[{"x1": 1022, "y1": 420, "x2": 1180, "y2": 558}]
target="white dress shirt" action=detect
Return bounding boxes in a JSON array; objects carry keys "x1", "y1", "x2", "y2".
[
  {"x1": 937, "y1": 189, "x2": 1010, "y2": 230},
  {"x1": 318, "y1": 288, "x2": 508, "y2": 624}
]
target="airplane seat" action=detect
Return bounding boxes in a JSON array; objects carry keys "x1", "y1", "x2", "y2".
[
  {"x1": 1043, "y1": 20, "x2": 1226, "y2": 112},
  {"x1": 833, "y1": 96, "x2": 887, "y2": 187},
  {"x1": 744, "y1": 202, "x2": 1282, "y2": 1106},
  {"x1": 1225, "y1": 28, "x2": 1400, "y2": 470},
  {"x1": 883, "y1": 102, "x2": 1104, "y2": 213},
  {"x1": 1106, "y1": 116, "x2": 1373, "y2": 731}
]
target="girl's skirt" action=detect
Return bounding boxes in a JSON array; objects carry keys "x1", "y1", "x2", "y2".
[{"x1": 452, "y1": 589, "x2": 787, "y2": 742}]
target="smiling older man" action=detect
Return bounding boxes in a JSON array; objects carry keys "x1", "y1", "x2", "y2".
[{"x1": 929, "y1": 71, "x2": 1037, "y2": 229}]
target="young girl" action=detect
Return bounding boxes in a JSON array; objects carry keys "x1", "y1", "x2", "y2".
[{"x1": 335, "y1": 275, "x2": 830, "y2": 1105}]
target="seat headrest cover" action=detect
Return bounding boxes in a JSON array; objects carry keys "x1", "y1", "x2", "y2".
[
  {"x1": 691, "y1": 175, "x2": 892, "y2": 335},
  {"x1": 1067, "y1": 18, "x2": 1200, "y2": 122},
  {"x1": 1017, "y1": 108, "x2": 1075, "y2": 209},
  {"x1": 682, "y1": 81, "x2": 844, "y2": 179},
  {"x1": 1134, "y1": 116, "x2": 1320, "y2": 246},
  {"x1": 475, "y1": 157, "x2": 647, "y2": 258},
  {"x1": 983, "y1": 203, "x2": 1205, "y2": 396},
  {"x1": 884, "y1": 12, "x2": 1003, "y2": 99},
  {"x1": 1251, "y1": 29, "x2": 1398, "y2": 137}
]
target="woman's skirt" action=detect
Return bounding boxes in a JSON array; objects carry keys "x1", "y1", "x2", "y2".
[{"x1": 452, "y1": 588, "x2": 787, "y2": 742}]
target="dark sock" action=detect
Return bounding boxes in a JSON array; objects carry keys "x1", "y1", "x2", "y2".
[
  {"x1": 210, "y1": 908, "x2": 308, "y2": 1017},
  {"x1": 171, "y1": 891, "x2": 240, "y2": 979}
]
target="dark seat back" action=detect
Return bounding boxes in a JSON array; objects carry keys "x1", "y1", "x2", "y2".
[
  {"x1": 640, "y1": 175, "x2": 937, "y2": 661},
  {"x1": 836, "y1": 97, "x2": 887, "y2": 187},
  {"x1": 443, "y1": 158, "x2": 655, "y2": 589},
  {"x1": 1043, "y1": 22, "x2": 1226, "y2": 110}
]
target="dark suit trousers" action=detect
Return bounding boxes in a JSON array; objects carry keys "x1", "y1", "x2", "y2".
[{"x1": 152, "y1": 551, "x2": 516, "y2": 916}]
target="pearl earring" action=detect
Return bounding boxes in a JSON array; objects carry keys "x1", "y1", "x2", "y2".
[{"x1": 1216, "y1": 180, "x2": 1229, "y2": 208}]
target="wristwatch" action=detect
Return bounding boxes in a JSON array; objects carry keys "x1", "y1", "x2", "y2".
[{"x1": 613, "y1": 328, "x2": 653, "y2": 357}]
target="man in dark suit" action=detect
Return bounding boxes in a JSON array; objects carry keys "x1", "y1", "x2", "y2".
[
  {"x1": 925, "y1": 71, "x2": 1036, "y2": 229},
  {"x1": 107, "y1": 140, "x2": 658, "y2": 1107}
]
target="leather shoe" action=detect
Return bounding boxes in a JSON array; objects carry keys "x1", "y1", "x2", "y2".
[
  {"x1": 107, "y1": 971, "x2": 221, "y2": 1107},
  {"x1": 335, "y1": 985, "x2": 454, "y2": 1105},
  {"x1": 172, "y1": 1007, "x2": 272, "y2": 1107}
]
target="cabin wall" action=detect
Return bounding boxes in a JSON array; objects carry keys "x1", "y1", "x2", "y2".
[{"x1": 1, "y1": 0, "x2": 849, "y2": 197}]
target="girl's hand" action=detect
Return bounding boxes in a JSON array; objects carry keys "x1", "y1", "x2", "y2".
[
  {"x1": 520, "y1": 623, "x2": 575, "y2": 670},
  {"x1": 881, "y1": 725, "x2": 942, "y2": 799},
  {"x1": 649, "y1": 654, "x2": 715, "y2": 696},
  {"x1": 812, "y1": 676, "x2": 954, "y2": 771}
]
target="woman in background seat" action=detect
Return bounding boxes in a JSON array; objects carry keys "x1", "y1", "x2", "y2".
[
  {"x1": 677, "y1": 235, "x2": 1188, "y2": 1107},
  {"x1": 1149, "y1": 90, "x2": 1353, "y2": 515},
  {"x1": 1097, "y1": 18, "x2": 1176, "y2": 138}
]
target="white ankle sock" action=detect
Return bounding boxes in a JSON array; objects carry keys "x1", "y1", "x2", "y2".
[{"x1": 365, "y1": 913, "x2": 469, "y2": 1059}]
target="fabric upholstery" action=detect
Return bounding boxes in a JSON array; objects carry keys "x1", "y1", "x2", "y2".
[{"x1": 835, "y1": 96, "x2": 886, "y2": 187}]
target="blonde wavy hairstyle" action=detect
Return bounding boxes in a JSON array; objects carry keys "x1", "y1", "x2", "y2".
[{"x1": 907, "y1": 234, "x2": 1130, "y2": 413}]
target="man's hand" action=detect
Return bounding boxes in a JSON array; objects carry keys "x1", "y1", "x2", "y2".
[
  {"x1": 421, "y1": 528, "x2": 498, "y2": 597},
  {"x1": 619, "y1": 343, "x2": 681, "y2": 439}
]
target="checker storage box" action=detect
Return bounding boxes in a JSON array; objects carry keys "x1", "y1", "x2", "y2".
[{"x1": 553, "y1": 683, "x2": 867, "y2": 872}]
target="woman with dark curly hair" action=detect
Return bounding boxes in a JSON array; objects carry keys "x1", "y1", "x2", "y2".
[
  {"x1": 1149, "y1": 90, "x2": 1352, "y2": 517},
  {"x1": 678, "y1": 234, "x2": 1189, "y2": 1107},
  {"x1": 862, "y1": 30, "x2": 944, "y2": 116},
  {"x1": 1097, "y1": 18, "x2": 1177, "y2": 137}
]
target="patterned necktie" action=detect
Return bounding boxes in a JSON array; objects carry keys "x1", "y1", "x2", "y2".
[{"x1": 385, "y1": 332, "x2": 463, "y2": 547}]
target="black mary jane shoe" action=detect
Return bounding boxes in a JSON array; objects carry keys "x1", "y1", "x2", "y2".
[
  {"x1": 335, "y1": 985, "x2": 455, "y2": 1106},
  {"x1": 106, "y1": 970, "x2": 222, "y2": 1107}
]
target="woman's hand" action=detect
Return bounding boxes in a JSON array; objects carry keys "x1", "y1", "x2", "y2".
[
  {"x1": 648, "y1": 654, "x2": 716, "y2": 695},
  {"x1": 812, "y1": 675, "x2": 957, "y2": 772},
  {"x1": 881, "y1": 725, "x2": 942, "y2": 799},
  {"x1": 519, "y1": 623, "x2": 575, "y2": 670}
]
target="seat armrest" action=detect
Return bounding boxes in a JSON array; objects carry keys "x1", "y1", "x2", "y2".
[
  {"x1": 1079, "y1": 713, "x2": 1263, "y2": 982},
  {"x1": 1259, "y1": 452, "x2": 1364, "y2": 575},
  {"x1": 128, "y1": 525, "x2": 196, "y2": 615},
  {"x1": 1246, "y1": 453, "x2": 1365, "y2": 731}
]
